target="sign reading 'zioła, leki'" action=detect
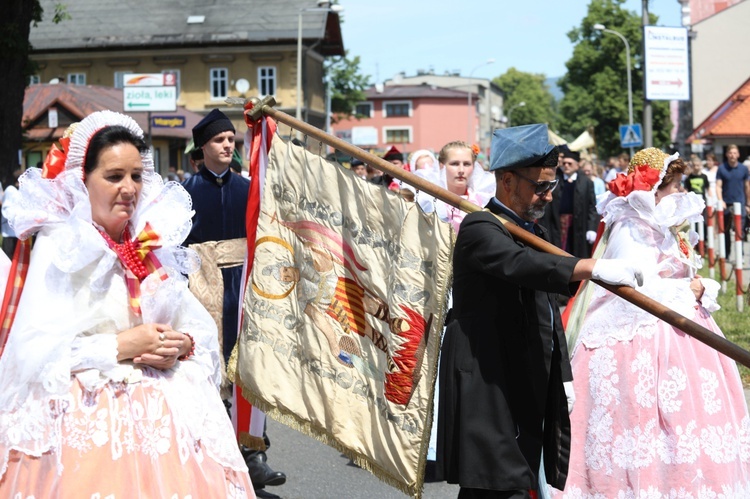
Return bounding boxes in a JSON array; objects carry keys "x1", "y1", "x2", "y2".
[{"x1": 123, "y1": 73, "x2": 177, "y2": 112}]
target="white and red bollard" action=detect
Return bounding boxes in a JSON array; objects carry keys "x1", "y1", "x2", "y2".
[
  {"x1": 734, "y1": 202, "x2": 744, "y2": 311},
  {"x1": 706, "y1": 205, "x2": 716, "y2": 280},
  {"x1": 717, "y1": 205, "x2": 728, "y2": 293}
]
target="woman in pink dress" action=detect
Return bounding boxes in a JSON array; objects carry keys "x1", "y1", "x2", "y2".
[
  {"x1": 0, "y1": 111, "x2": 255, "y2": 498},
  {"x1": 554, "y1": 148, "x2": 750, "y2": 497}
]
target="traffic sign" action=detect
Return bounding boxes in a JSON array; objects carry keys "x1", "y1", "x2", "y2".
[
  {"x1": 123, "y1": 86, "x2": 177, "y2": 112},
  {"x1": 620, "y1": 124, "x2": 643, "y2": 148}
]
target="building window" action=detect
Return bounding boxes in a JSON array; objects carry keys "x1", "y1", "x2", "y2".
[
  {"x1": 355, "y1": 102, "x2": 373, "y2": 118},
  {"x1": 114, "y1": 71, "x2": 132, "y2": 89},
  {"x1": 29, "y1": 75, "x2": 40, "y2": 85},
  {"x1": 210, "y1": 68, "x2": 228, "y2": 100},
  {"x1": 26, "y1": 150, "x2": 43, "y2": 169},
  {"x1": 163, "y1": 69, "x2": 181, "y2": 97},
  {"x1": 384, "y1": 127, "x2": 412, "y2": 144},
  {"x1": 384, "y1": 101, "x2": 411, "y2": 117},
  {"x1": 258, "y1": 66, "x2": 276, "y2": 96},
  {"x1": 67, "y1": 73, "x2": 86, "y2": 85}
]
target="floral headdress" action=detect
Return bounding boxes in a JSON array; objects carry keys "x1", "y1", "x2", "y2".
[{"x1": 608, "y1": 147, "x2": 678, "y2": 197}]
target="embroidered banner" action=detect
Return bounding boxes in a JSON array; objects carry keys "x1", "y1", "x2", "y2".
[{"x1": 236, "y1": 128, "x2": 452, "y2": 497}]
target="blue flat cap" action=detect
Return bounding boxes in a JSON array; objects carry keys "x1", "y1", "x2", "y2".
[{"x1": 489, "y1": 124, "x2": 557, "y2": 171}]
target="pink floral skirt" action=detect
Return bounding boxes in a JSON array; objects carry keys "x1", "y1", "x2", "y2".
[
  {"x1": 1, "y1": 375, "x2": 255, "y2": 498},
  {"x1": 555, "y1": 307, "x2": 750, "y2": 497}
]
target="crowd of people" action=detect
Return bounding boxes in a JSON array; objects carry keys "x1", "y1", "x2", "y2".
[
  {"x1": 354, "y1": 130, "x2": 749, "y2": 497},
  {"x1": 0, "y1": 106, "x2": 748, "y2": 498}
]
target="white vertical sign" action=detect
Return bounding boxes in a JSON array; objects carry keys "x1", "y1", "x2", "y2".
[
  {"x1": 644, "y1": 26, "x2": 690, "y2": 101},
  {"x1": 48, "y1": 107, "x2": 58, "y2": 128}
]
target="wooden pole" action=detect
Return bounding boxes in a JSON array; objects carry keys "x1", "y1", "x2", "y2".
[{"x1": 243, "y1": 96, "x2": 750, "y2": 369}]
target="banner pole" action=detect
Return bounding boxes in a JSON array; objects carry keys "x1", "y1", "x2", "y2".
[{"x1": 241, "y1": 96, "x2": 750, "y2": 369}]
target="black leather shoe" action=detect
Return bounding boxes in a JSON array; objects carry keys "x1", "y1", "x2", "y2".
[{"x1": 244, "y1": 450, "x2": 287, "y2": 488}]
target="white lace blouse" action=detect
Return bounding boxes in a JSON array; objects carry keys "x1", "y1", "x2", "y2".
[{"x1": 573, "y1": 189, "x2": 720, "y2": 351}]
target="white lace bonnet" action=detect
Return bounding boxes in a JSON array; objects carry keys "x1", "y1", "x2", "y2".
[{"x1": 62, "y1": 110, "x2": 155, "y2": 177}]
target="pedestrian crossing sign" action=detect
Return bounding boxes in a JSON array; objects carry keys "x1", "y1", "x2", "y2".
[{"x1": 620, "y1": 124, "x2": 643, "y2": 148}]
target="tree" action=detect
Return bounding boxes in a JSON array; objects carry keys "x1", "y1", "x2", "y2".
[
  {"x1": 0, "y1": 2, "x2": 68, "y2": 186},
  {"x1": 558, "y1": 0, "x2": 671, "y2": 158},
  {"x1": 493, "y1": 68, "x2": 558, "y2": 129},
  {"x1": 325, "y1": 52, "x2": 371, "y2": 123}
]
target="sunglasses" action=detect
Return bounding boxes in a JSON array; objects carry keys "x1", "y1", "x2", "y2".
[{"x1": 511, "y1": 171, "x2": 559, "y2": 195}]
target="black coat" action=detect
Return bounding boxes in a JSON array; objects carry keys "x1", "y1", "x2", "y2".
[
  {"x1": 539, "y1": 171, "x2": 599, "y2": 258},
  {"x1": 437, "y1": 205, "x2": 578, "y2": 491},
  {"x1": 182, "y1": 167, "x2": 250, "y2": 361}
]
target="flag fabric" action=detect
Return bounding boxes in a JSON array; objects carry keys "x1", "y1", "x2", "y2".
[
  {"x1": 0, "y1": 239, "x2": 31, "y2": 358},
  {"x1": 235, "y1": 117, "x2": 453, "y2": 497}
]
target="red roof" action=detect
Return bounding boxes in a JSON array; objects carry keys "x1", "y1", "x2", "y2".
[
  {"x1": 688, "y1": 77, "x2": 750, "y2": 142},
  {"x1": 23, "y1": 83, "x2": 206, "y2": 141}
]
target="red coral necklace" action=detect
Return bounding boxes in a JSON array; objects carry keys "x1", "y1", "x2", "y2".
[{"x1": 97, "y1": 225, "x2": 150, "y2": 280}]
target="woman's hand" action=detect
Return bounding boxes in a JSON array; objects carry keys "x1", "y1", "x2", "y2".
[
  {"x1": 690, "y1": 277, "x2": 705, "y2": 302},
  {"x1": 117, "y1": 323, "x2": 193, "y2": 370},
  {"x1": 117, "y1": 323, "x2": 173, "y2": 361}
]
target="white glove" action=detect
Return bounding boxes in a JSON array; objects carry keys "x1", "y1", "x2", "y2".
[
  {"x1": 563, "y1": 381, "x2": 576, "y2": 414},
  {"x1": 585, "y1": 230, "x2": 597, "y2": 244},
  {"x1": 592, "y1": 259, "x2": 644, "y2": 287}
]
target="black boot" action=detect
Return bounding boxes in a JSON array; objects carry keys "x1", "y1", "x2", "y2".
[{"x1": 243, "y1": 448, "x2": 287, "y2": 489}]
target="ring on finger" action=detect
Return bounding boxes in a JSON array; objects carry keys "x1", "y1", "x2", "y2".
[{"x1": 159, "y1": 332, "x2": 166, "y2": 341}]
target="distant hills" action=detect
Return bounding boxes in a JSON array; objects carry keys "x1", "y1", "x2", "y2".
[{"x1": 545, "y1": 76, "x2": 564, "y2": 101}]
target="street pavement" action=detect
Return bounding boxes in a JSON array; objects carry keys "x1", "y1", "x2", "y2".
[{"x1": 256, "y1": 417, "x2": 457, "y2": 499}]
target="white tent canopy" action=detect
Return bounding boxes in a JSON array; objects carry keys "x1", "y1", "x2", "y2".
[{"x1": 569, "y1": 130, "x2": 595, "y2": 152}]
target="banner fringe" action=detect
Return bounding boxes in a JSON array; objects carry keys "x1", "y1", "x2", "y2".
[
  {"x1": 237, "y1": 381, "x2": 424, "y2": 499},
  {"x1": 238, "y1": 433, "x2": 267, "y2": 451}
]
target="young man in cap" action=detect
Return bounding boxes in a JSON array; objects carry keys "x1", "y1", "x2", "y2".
[
  {"x1": 436, "y1": 124, "x2": 643, "y2": 498},
  {"x1": 370, "y1": 145, "x2": 407, "y2": 191},
  {"x1": 182, "y1": 108, "x2": 287, "y2": 492},
  {"x1": 539, "y1": 145, "x2": 599, "y2": 258}
]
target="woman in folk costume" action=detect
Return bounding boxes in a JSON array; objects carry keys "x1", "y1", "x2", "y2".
[
  {"x1": 414, "y1": 141, "x2": 495, "y2": 233},
  {"x1": 409, "y1": 141, "x2": 495, "y2": 479},
  {"x1": 554, "y1": 148, "x2": 750, "y2": 497},
  {"x1": 0, "y1": 111, "x2": 255, "y2": 498}
]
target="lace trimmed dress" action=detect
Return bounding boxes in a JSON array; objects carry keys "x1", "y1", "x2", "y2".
[
  {"x1": 0, "y1": 168, "x2": 254, "y2": 498},
  {"x1": 554, "y1": 190, "x2": 750, "y2": 497}
]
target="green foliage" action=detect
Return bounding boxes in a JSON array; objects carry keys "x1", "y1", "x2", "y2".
[
  {"x1": 51, "y1": 3, "x2": 71, "y2": 24},
  {"x1": 698, "y1": 267, "x2": 750, "y2": 386},
  {"x1": 493, "y1": 68, "x2": 558, "y2": 128},
  {"x1": 558, "y1": 0, "x2": 671, "y2": 157},
  {"x1": 324, "y1": 52, "x2": 371, "y2": 123}
]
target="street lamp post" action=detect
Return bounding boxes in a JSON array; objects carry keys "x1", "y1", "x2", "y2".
[
  {"x1": 506, "y1": 101, "x2": 525, "y2": 128},
  {"x1": 296, "y1": 2, "x2": 343, "y2": 130},
  {"x1": 594, "y1": 23, "x2": 633, "y2": 153},
  {"x1": 466, "y1": 59, "x2": 495, "y2": 143}
]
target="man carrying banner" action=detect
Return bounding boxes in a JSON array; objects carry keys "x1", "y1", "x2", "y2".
[
  {"x1": 437, "y1": 124, "x2": 643, "y2": 498},
  {"x1": 182, "y1": 109, "x2": 286, "y2": 492}
]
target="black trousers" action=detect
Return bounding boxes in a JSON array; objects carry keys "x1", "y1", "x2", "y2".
[
  {"x1": 458, "y1": 488, "x2": 533, "y2": 499},
  {"x1": 2, "y1": 236, "x2": 17, "y2": 259}
]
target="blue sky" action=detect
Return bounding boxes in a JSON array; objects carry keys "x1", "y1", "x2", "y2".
[{"x1": 339, "y1": 0, "x2": 682, "y2": 83}]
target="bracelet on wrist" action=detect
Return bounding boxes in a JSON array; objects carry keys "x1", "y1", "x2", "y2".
[{"x1": 178, "y1": 333, "x2": 195, "y2": 361}]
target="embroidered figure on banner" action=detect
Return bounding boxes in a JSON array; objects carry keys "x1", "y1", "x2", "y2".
[{"x1": 251, "y1": 217, "x2": 432, "y2": 406}]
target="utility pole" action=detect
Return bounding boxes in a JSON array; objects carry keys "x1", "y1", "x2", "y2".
[{"x1": 642, "y1": 0, "x2": 653, "y2": 147}]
